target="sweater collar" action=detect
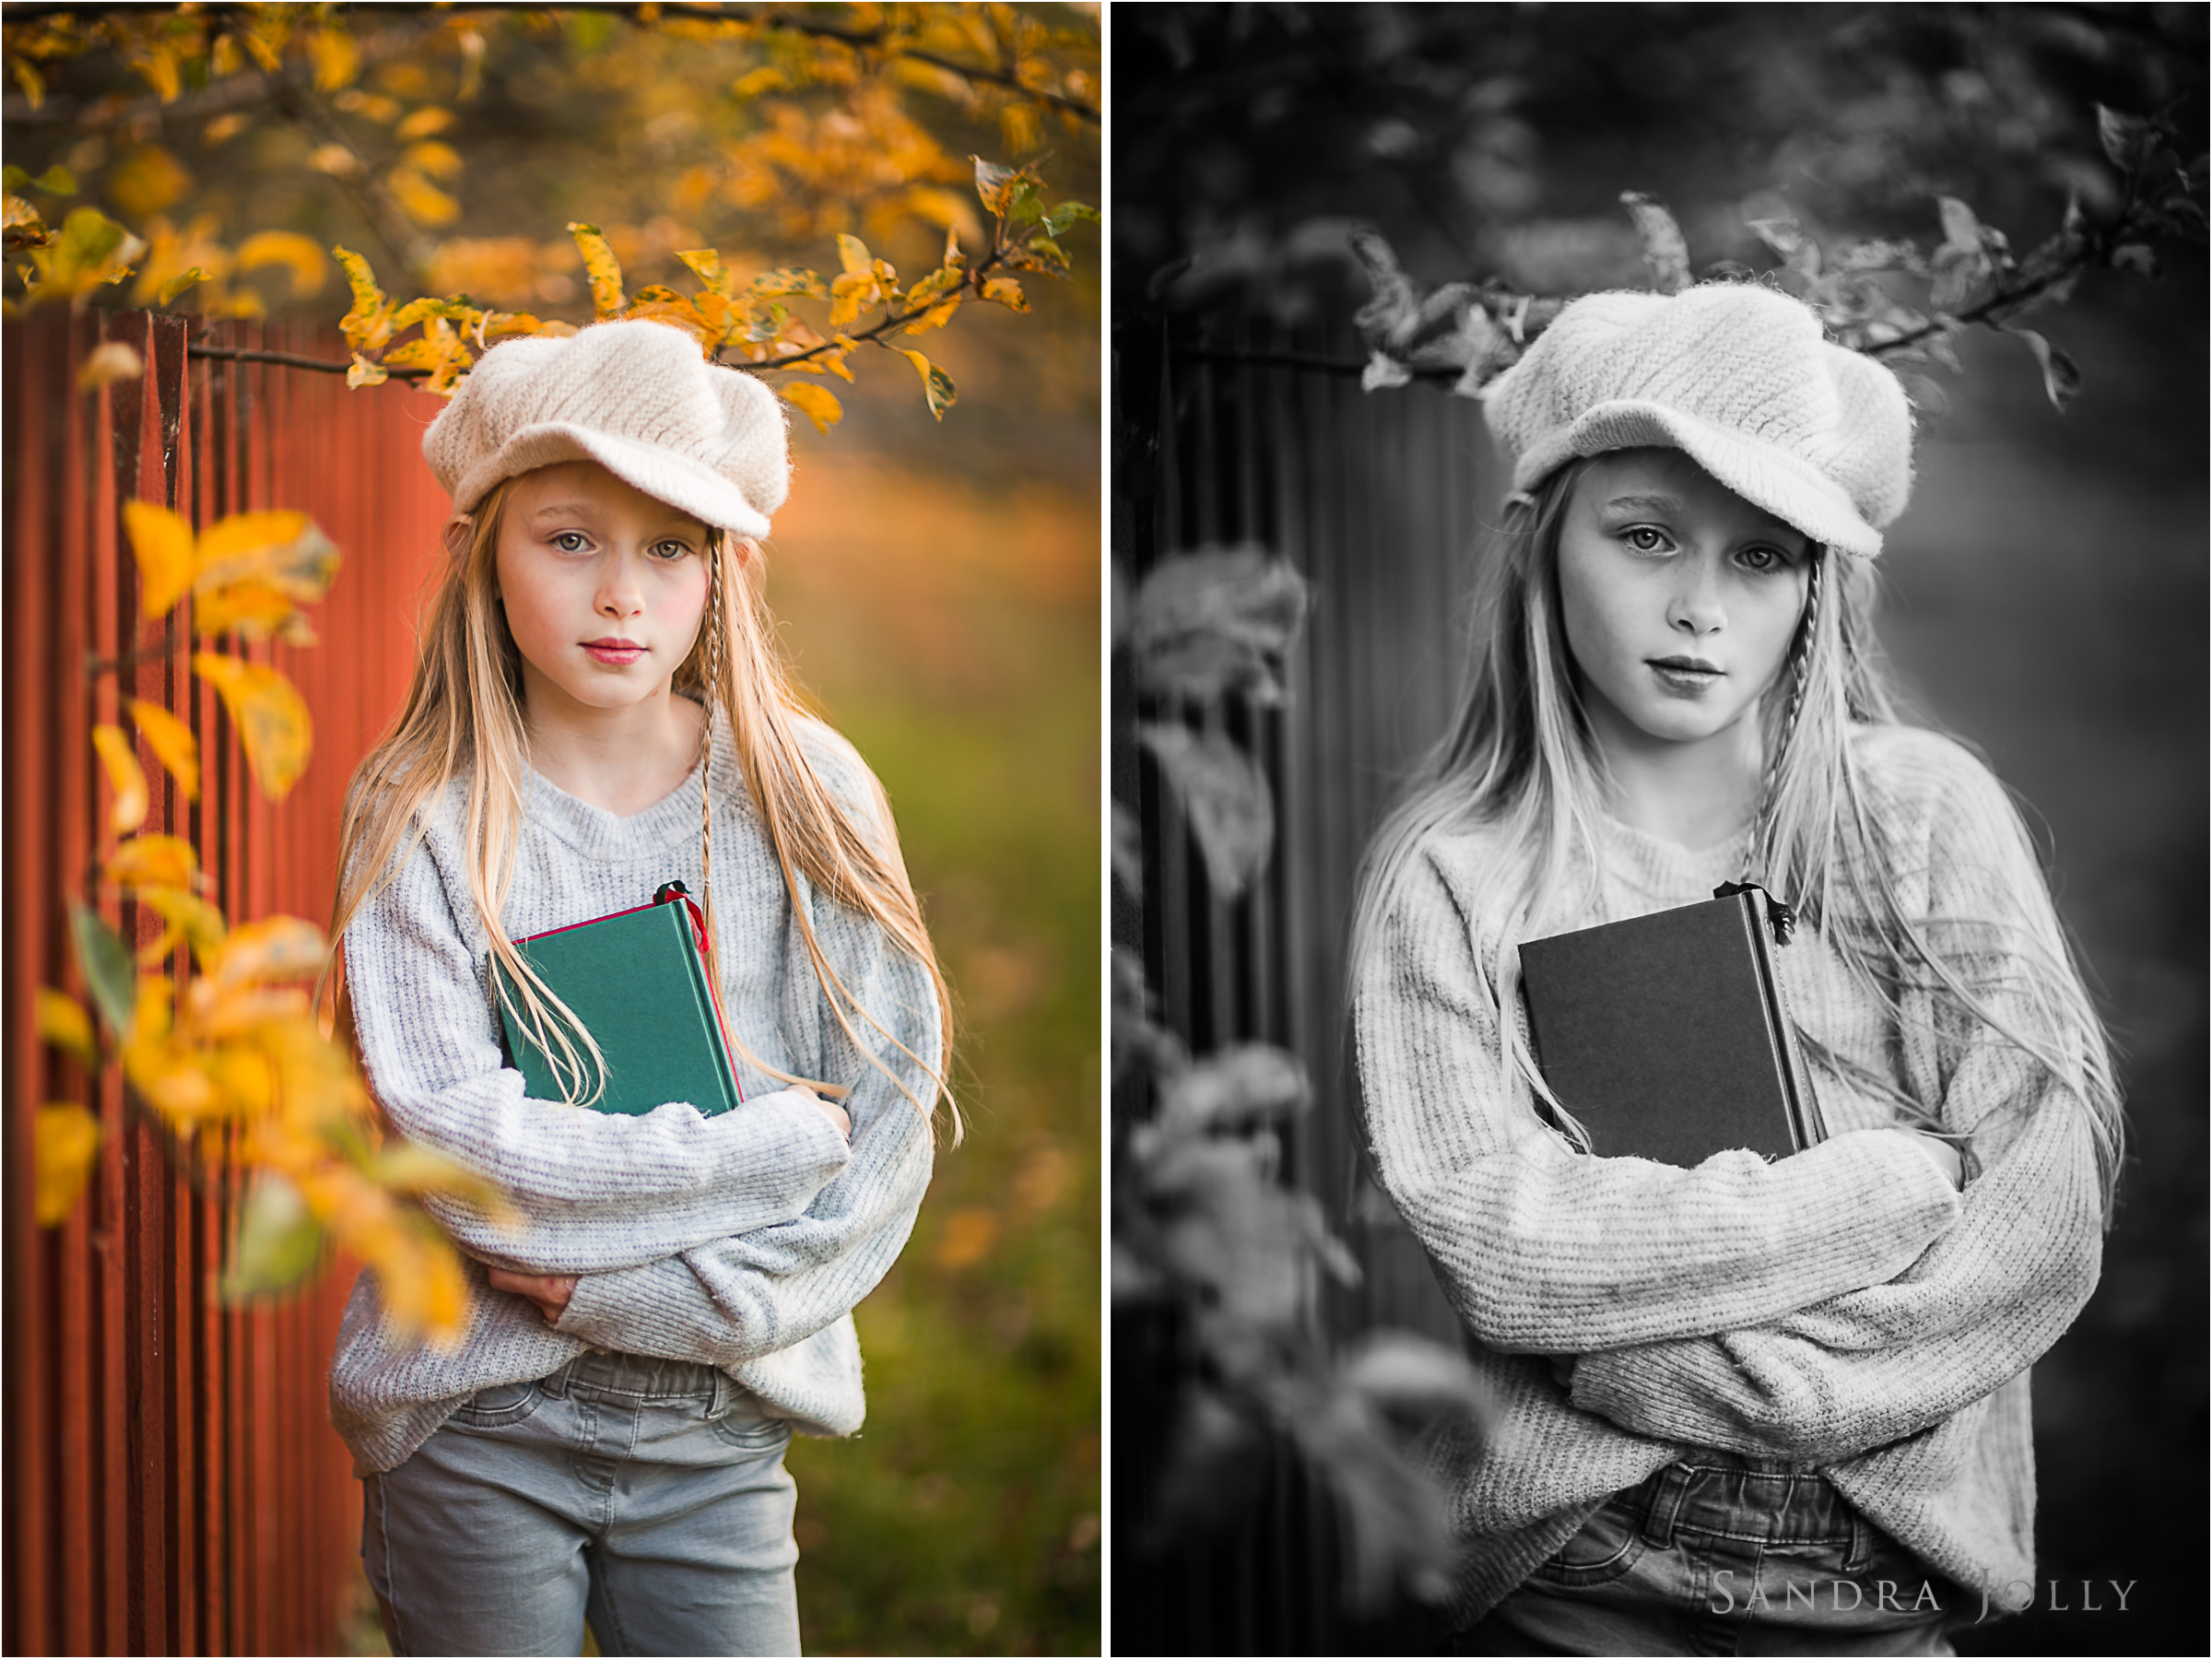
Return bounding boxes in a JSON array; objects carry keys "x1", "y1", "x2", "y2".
[
  {"x1": 518, "y1": 701, "x2": 735, "y2": 863},
  {"x1": 1594, "y1": 812, "x2": 1749, "y2": 909}
]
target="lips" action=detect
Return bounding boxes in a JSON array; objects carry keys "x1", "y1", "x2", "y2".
[
  {"x1": 1647, "y1": 655, "x2": 1723, "y2": 693},
  {"x1": 582, "y1": 637, "x2": 646, "y2": 665}
]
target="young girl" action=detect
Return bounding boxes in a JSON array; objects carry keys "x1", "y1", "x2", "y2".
[
  {"x1": 326, "y1": 319, "x2": 951, "y2": 1657},
  {"x1": 1349, "y1": 285, "x2": 2118, "y2": 1655}
]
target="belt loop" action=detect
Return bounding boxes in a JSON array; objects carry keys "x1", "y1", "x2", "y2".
[
  {"x1": 1641, "y1": 1464, "x2": 1687, "y2": 1549},
  {"x1": 540, "y1": 1359, "x2": 573, "y2": 1400},
  {"x1": 1844, "y1": 1509, "x2": 1873, "y2": 1574},
  {"x1": 709, "y1": 1369, "x2": 730, "y2": 1421}
]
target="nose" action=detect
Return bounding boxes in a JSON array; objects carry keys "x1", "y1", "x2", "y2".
[
  {"x1": 595, "y1": 549, "x2": 645, "y2": 618},
  {"x1": 1665, "y1": 554, "x2": 1725, "y2": 638}
]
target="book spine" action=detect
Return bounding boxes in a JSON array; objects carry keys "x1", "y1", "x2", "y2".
[
  {"x1": 1740, "y1": 893, "x2": 1820, "y2": 1151},
  {"x1": 671, "y1": 907, "x2": 745, "y2": 1110}
]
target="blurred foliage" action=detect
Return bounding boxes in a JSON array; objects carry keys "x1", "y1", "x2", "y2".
[
  {"x1": 4, "y1": 3, "x2": 1099, "y2": 419},
  {"x1": 763, "y1": 456, "x2": 1100, "y2": 1653},
  {"x1": 37, "y1": 504, "x2": 505, "y2": 1349},
  {"x1": 1112, "y1": 546, "x2": 1491, "y2": 1615}
]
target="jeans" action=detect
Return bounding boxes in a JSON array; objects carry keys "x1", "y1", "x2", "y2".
[
  {"x1": 1456, "y1": 1456, "x2": 1958, "y2": 1657},
  {"x1": 363, "y1": 1351, "x2": 802, "y2": 1657}
]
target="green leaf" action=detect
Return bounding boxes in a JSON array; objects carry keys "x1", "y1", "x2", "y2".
[
  {"x1": 218, "y1": 1172, "x2": 325, "y2": 1300},
  {"x1": 3, "y1": 163, "x2": 76, "y2": 195},
  {"x1": 67, "y1": 901, "x2": 136, "y2": 1039},
  {"x1": 1137, "y1": 724, "x2": 1275, "y2": 900},
  {"x1": 1041, "y1": 201, "x2": 1100, "y2": 238}
]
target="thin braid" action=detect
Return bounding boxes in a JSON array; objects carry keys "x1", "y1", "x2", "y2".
[
  {"x1": 1745, "y1": 548, "x2": 1823, "y2": 888},
  {"x1": 700, "y1": 538, "x2": 726, "y2": 953}
]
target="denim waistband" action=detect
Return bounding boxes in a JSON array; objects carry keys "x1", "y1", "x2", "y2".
[
  {"x1": 1614, "y1": 1456, "x2": 1871, "y2": 1565},
  {"x1": 539, "y1": 1351, "x2": 724, "y2": 1404}
]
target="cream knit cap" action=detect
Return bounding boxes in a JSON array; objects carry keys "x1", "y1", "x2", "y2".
[
  {"x1": 423, "y1": 319, "x2": 790, "y2": 539},
  {"x1": 1481, "y1": 285, "x2": 1913, "y2": 558}
]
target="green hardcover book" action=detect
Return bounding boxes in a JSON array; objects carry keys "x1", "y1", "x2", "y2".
[{"x1": 491, "y1": 881, "x2": 745, "y2": 1116}]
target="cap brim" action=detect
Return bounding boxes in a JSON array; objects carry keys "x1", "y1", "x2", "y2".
[
  {"x1": 1567, "y1": 400, "x2": 1883, "y2": 559},
  {"x1": 461, "y1": 421, "x2": 771, "y2": 539}
]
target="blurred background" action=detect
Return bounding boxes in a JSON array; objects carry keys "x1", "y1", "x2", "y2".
[
  {"x1": 5, "y1": 7, "x2": 1099, "y2": 1654},
  {"x1": 1113, "y1": 5, "x2": 2204, "y2": 1653}
]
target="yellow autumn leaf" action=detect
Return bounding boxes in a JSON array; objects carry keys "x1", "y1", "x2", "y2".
[
  {"x1": 35, "y1": 988, "x2": 98, "y2": 1067},
  {"x1": 402, "y1": 140, "x2": 464, "y2": 181},
  {"x1": 333, "y1": 246, "x2": 394, "y2": 352},
  {"x1": 676, "y1": 247, "x2": 734, "y2": 298},
  {"x1": 834, "y1": 233, "x2": 874, "y2": 276},
  {"x1": 33, "y1": 1104, "x2": 102, "y2": 1226},
  {"x1": 122, "y1": 499, "x2": 196, "y2": 620},
  {"x1": 387, "y1": 167, "x2": 460, "y2": 229},
  {"x1": 902, "y1": 300, "x2": 959, "y2": 335},
  {"x1": 308, "y1": 27, "x2": 359, "y2": 92},
  {"x1": 568, "y1": 222, "x2": 627, "y2": 320},
  {"x1": 981, "y1": 276, "x2": 1029, "y2": 312},
  {"x1": 347, "y1": 354, "x2": 388, "y2": 388},
  {"x1": 211, "y1": 915, "x2": 330, "y2": 987},
  {"x1": 193, "y1": 514, "x2": 339, "y2": 632},
  {"x1": 76, "y1": 340, "x2": 145, "y2": 390},
  {"x1": 105, "y1": 833, "x2": 198, "y2": 890},
  {"x1": 193, "y1": 653, "x2": 312, "y2": 800},
  {"x1": 92, "y1": 724, "x2": 149, "y2": 833},
  {"x1": 124, "y1": 1030, "x2": 219, "y2": 1121},
  {"x1": 136, "y1": 884, "x2": 228, "y2": 965},
  {"x1": 129, "y1": 700, "x2": 200, "y2": 800},
  {"x1": 780, "y1": 382, "x2": 843, "y2": 433},
  {"x1": 394, "y1": 106, "x2": 456, "y2": 141},
  {"x1": 896, "y1": 348, "x2": 958, "y2": 420},
  {"x1": 193, "y1": 584, "x2": 298, "y2": 638},
  {"x1": 234, "y1": 231, "x2": 327, "y2": 299}
]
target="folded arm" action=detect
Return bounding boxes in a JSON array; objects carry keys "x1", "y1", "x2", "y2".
[
  {"x1": 346, "y1": 837, "x2": 852, "y2": 1275},
  {"x1": 550, "y1": 893, "x2": 944, "y2": 1363},
  {"x1": 1356, "y1": 845, "x2": 1961, "y2": 1356},
  {"x1": 1569, "y1": 741, "x2": 2110, "y2": 1459}
]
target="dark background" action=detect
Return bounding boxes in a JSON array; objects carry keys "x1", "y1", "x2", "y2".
[{"x1": 1113, "y1": 5, "x2": 2206, "y2": 1653}]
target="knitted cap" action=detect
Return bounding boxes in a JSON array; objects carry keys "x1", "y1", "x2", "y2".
[
  {"x1": 423, "y1": 319, "x2": 790, "y2": 539},
  {"x1": 1481, "y1": 285, "x2": 1913, "y2": 558}
]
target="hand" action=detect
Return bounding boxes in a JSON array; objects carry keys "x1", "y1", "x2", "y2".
[
  {"x1": 795, "y1": 1085, "x2": 850, "y2": 1141},
  {"x1": 487, "y1": 1266, "x2": 578, "y2": 1323},
  {"x1": 1890, "y1": 1128, "x2": 1963, "y2": 1189}
]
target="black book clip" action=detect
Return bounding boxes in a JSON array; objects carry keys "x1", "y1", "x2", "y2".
[
  {"x1": 654, "y1": 879, "x2": 691, "y2": 906},
  {"x1": 1713, "y1": 880, "x2": 1796, "y2": 946}
]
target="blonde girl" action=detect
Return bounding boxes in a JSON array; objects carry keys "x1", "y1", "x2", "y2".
[
  {"x1": 1350, "y1": 286, "x2": 2117, "y2": 1655},
  {"x1": 326, "y1": 320, "x2": 951, "y2": 1657}
]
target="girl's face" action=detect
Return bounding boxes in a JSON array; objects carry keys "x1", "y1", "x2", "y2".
[
  {"x1": 493, "y1": 461, "x2": 712, "y2": 719},
  {"x1": 1555, "y1": 448, "x2": 1812, "y2": 755}
]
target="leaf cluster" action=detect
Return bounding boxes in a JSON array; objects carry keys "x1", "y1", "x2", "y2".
[
  {"x1": 1351, "y1": 102, "x2": 2207, "y2": 418},
  {"x1": 34, "y1": 502, "x2": 497, "y2": 1349},
  {"x1": 1112, "y1": 544, "x2": 1489, "y2": 1613}
]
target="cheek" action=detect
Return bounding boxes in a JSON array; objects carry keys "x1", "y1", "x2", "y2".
[
  {"x1": 1555, "y1": 541, "x2": 1636, "y2": 681},
  {"x1": 1740, "y1": 574, "x2": 1809, "y2": 684}
]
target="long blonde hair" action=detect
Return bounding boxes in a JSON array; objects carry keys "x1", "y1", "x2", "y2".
[
  {"x1": 1348, "y1": 457, "x2": 2122, "y2": 1218},
  {"x1": 329, "y1": 476, "x2": 959, "y2": 1141}
]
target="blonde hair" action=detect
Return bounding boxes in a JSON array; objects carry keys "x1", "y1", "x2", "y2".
[
  {"x1": 329, "y1": 475, "x2": 959, "y2": 1141},
  {"x1": 1349, "y1": 458, "x2": 2122, "y2": 1218}
]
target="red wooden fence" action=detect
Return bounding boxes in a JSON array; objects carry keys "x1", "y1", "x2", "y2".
[{"x1": 5, "y1": 312, "x2": 453, "y2": 1654}]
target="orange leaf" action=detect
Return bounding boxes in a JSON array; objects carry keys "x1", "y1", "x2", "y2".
[
  {"x1": 129, "y1": 699, "x2": 200, "y2": 800},
  {"x1": 778, "y1": 382, "x2": 842, "y2": 433},
  {"x1": 210, "y1": 915, "x2": 330, "y2": 987},
  {"x1": 35, "y1": 988, "x2": 98, "y2": 1067},
  {"x1": 105, "y1": 833, "x2": 198, "y2": 890},
  {"x1": 122, "y1": 499, "x2": 196, "y2": 620},
  {"x1": 33, "y1": 1104, "x2": 101, "y2": 1226},
  {"x1": 193, "y1": 653, "x2": 312, "y2": 799},
  {"x1": 92, "y1": 724, "x2": 148, "y2": 833}
]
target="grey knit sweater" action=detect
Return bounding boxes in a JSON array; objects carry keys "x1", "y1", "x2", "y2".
[
  {"x1": 1355, "y1": 724, "x2": 2105, "y2": 1624},
  {"x1": 329, "y1": 713, "x2": 941, "y2": 1475}
]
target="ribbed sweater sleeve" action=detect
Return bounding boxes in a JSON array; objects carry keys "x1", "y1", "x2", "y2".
[
  {"x1": 344, "y1": 813, "x2": 853, "y2": 1276},
  {"x1": 1568, "y1": 733, "x2": 2108, "y2": 1458},
  {"x1": 1354, "y1": 843, "x2": 1962, "y2": 1355},
  {"x1": 553, "y1": 890, "x2": 941, "y2": 1365}
]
